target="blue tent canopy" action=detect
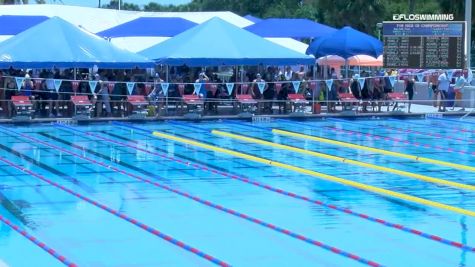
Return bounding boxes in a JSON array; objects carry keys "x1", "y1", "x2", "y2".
[
  {"x1": 139, "y1": 17, "x2": 314, "y2": 66},
  {"x1": 0, "y1": 17, "x2": 154, "y2": 69},
  {"x1": 306, "y1": 26, "x2": 383, "y2": 59},
  {"x1": 244, "y1": 18, "x2": 337, "y2": 38},
  {"x1": 97, "y1": 17, "x2": 197, "y2": 37},
  {"x1": 244, "y1": 15, "x2": 262, "y2": 23},
  {"x1": 0, "y1": 15, "x2": 49, "y2": 35}
]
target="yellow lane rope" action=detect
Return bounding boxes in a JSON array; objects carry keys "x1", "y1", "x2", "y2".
[
  {"x1": 152, "y1": 130, "x2": 475, "y2": 217},
  {"x1": 212, "y1": 130, "x2": 475, "y2": 191},
  {"x1": 272, "y1": 129, "x2": 475, "y2": 173}
]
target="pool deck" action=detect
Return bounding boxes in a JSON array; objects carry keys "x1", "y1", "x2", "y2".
[{"x1": 1, "y1": 104, "x2": 473, "y2": 124}]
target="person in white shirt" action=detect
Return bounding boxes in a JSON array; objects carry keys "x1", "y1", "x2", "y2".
[
  {"x1": 452, "y1": 74, "x2": 466, "y2": 110},
  {"x1": 437, "y1": 71, "x2": 449, "y2": 112}
]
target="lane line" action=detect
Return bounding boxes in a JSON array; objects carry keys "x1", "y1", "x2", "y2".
[
  {"x1": 0, "y1": 213, "x2": 77, "y2": 267},
  {"x1": 211, "y1": 130, "x2": 475, "y2": 191},
  {"x1": 273, "y1": 128, "x2": 475, "y2": 172},
  {"x1": 80, "y1": 123, "x2": 475, "y2": 251},
  {"x1": 0, "y1": 156, "x2": 230, "y2": 267},
  {"x1": 428, "y1": 117, "x2": 475, "y2": 126},
  {"x1": 6, "y1": 126, "x2": 384, "y2": 266},
  {"x1": 148, "y1": 128, "x2": 475, "y2": 217}
]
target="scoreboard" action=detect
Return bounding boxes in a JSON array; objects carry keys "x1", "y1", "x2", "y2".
[{"x1": 383, "y1": 22, "x2": 465, "y2": 69}]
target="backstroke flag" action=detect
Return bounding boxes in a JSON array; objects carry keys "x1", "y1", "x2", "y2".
[
  {"x1": 389, "y1": 76, "x2": 396, "y2": 87},
  {"x1": 226, "y1": 83, "x2": 234, "y2": 95},
  {"x1": 292, "y1": 81, "x2": 301, "y2": 92},
  {"x1": 357, "y1": 78, "x2": 365, "y2": 89},
  {"x1": 193, "y1": 83, "x2": 202, "y2": 95},
  {"x1": 416, "y1": 73, "x2": 424, "y2": 82},
  {"x1": 447, "y1": 69, "x2": 454, "y2": 80},
  {"x1": 89, "y1": 81, "x2": 98, "y2": 92},
  {"x1": 257, "y1": 82, "x2": 266, "y2": 94},
  {"x1": 325, "y1": 79, "x2": 333, "y2": 91},
  {"x1": 161, "y1": 83, "x2": 169, "y2": 96},
  {"x1": 53, "y1": 79, "x2": 62, "y2": 92},
  {"x1": 126, "y1": 82, "x2": 135, "y2": 95},
  {"x1": 15, "y1": 77, "x2": 24, "y2": 91}
]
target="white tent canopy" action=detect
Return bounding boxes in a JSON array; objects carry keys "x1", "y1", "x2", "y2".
[{"x1": 0, "y1": 4, "x2": 310, "y2": 55}]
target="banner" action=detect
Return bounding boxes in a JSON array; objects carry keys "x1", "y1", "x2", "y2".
[
  {"x1": 89, "y1": 80, "x2": 98, "y2": 92},
  {"x1": 161, "y1": 82, "x2": 169, "y2": 96},
  {"x1": 53, "y1": 79, "x2": 62, "y2": 92},
  {"x1": 357, "y1": 78, "x2": 365, "y2": 89},
  {"x1": 72, "y1": 81, "x2": 79, "y2": 92},
  {"x1": 416, "y1": 73, "x2": 424, "y2": 82},
  {"x1": 389, "y1": 76, "x2": 396, "y2": 87},
  {"x1": 292, "y1": 81, "x2": 301, "y2": 92},
  {"x1": 126, "y1": 82, "x2": 135, "y2": 95},
  {"x1": 15, "y1": 77, "x2": 24, "y2": 91},
  {"x1": 257, "y1": 82, "x2": 266, "y2": 94},
  {"x1": 144, "y1": 83, "x2": 152, "y2": 95},
  {"x1": 325, "y1": 79, "x2": 333, "y2": 91},
  {"x1": 226, "y1": 83, "x2": 234, "y2": 95},
  {"x1": 193, "y1": 83, "x2": 202, "y2": 95}
]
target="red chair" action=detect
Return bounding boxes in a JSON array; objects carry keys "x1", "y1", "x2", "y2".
[
  {"x1": 127, "y1": 95, "x2": 149, "y2": 117},
  {"x1": 338, "y1": 92, "x2": 359, "y2": 111},
  {"x1": 182, "y1": 94, "x2": 204, "y2": 114},
  {"x1": 287, "y1": 94, "x2": 308, "y2": 113},
  {"x1": 71, "y1": 95, "x2": 92, "y2": 118},
  {"x1": 388, "y1": 92, "x2": 408, "y2": 111},
  {"x1": 236, "y1": 94, "x2": 258, "y2": 114},
  {"x1": 11, "y1": 96, "x2": 33, "y2": 118}
]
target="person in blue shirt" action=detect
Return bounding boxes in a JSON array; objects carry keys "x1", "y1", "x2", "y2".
[{"x1": 195, "y1": 72, "x2": 209, "y2": 98}]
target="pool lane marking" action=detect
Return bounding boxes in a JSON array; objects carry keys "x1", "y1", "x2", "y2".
[
  {"x1": 328, "y1": 118, "x2": 475, "y2": 152},
  {"x1": 0, "y1": 212, "x2": 77, "y2": 267},
  {"x1": 428, "y1": 117, "x2": 475, "y2": 126},
  {"x1": 65, "y1": 123, "x2": 475, "y2": 252},
  {"x1": 0, "y1": 157, "x2": 230, "y2": 267},
  {"x1": 272, "y1": 128, "x2": 475, "y2": 173},
  {"x1": 211, "y1": 130, "x2": 475, "y2": 191},
  {"x1": 37, "y1": 129, "x2": 386, "y2": 265},
  {"x1": 149, "y1": 129, "x2": 475, "y2": 217}
]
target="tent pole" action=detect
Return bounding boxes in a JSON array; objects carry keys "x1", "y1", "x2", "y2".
[
  {"x1": 73, "y1": 68, "x2": 77, "y2": 80},
  {"x1": 166, "y1": 65, "x2": 169, "y2": 115},
  {"x1": 345, "y1": 59, "x2": 349, "y2": 78}
]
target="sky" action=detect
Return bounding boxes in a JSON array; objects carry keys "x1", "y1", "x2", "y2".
[{"x1": 41, "y1": 0, "x2": 191, "y2": 8}]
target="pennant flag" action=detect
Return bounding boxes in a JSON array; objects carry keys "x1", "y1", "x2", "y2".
[
  {"x1": 144, "y1": 83, "x2": 152, "y2": 95},
  {"x1": 210, "y1": 84, "x2": 218, "y2": 95},
  {"x1": 357, "y1": 78, "x2": 365, "y2": 89},
  {"x1": 241, "y1": 84, "x2": 249, "y2": 94},
  {"x1": 15, "y1": 77, "x2": 24, "y2": 91},
  {"x1": 389, "y1": 76, "x2": 396, "y2": 87},
  {"x1": 292, "y1": 81, "x2": 301, "y2": 92},
  {"x1": 33, "y1": 79, "x2": 42, "y2": 89},
  {"x1": 325, "y1": 79, "x2": 333, "y2": 91},
  {"x1": 257, "y1": 82, "x2": 266, "y2": 94},
  {"x1": 193, "y1": 83, "x2": 202, "y2": 95},
  {"x1": 416, "y1": 73, "x2": 424, "y2": 82},
  {"x1": 275, "y1": 83, "x2": 282, "y2": 95},
  {"x1": 107, "y1": 82, "x2": 115, "y2": 93},
  {"x1": 53, "y1": 79, "x2": 62, "y2": 92},
  {"x1": 126, "y1": 82, "x2": 135, "y2": 95},
  {"x1": 447, "y1": 69, "x2": 454, "y2": 80},
  {"x1": 178, "y1": 84, "x2": 185, "y2": 96},
  {"x1": 226, "y1": 83, "x2": 234, "y2": 95},
  {"x1": 309, "y1": 81, "x2": 317, "y2": 90},
  {"x1": 89, "y1": 80, "x2": 98, "y2": 92},
  {"x1": 72, "y1": 81, "x2": 79, "y2": 92},
  {"x1": 161, "y1": 83, "x2": 169, "y2": 96}
]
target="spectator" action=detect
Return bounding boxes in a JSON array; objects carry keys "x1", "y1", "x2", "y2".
[{"x1": 437, "y1": 70, "x2": 449, "y2": 112}]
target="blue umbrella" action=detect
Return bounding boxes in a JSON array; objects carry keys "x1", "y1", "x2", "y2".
[{"x1": 306, "y1": 26, "x2": 382, "y2": 59}]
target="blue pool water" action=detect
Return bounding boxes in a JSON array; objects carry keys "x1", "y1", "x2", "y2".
[{"x1": 0, "y1": 117, "x2": 473, "y2": 266}]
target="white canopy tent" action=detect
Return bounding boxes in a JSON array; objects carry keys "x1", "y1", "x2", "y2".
[{"x1": 0, "y1": 4, "x2": 311, "y2": 55}]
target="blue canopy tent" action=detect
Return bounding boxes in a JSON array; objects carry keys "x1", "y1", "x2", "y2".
[
  {"x1": 0, "y1": 17, "x2": 154, "y2": 69},
  {"x1": 0, "y1": 15, "x2": 49, "y2": 35},
  {"x1": 244, "y1": 18, "x2": 337, "y2": 38},
  {"x1": 139, "y1": 17, "x2": 314, "y2": 66},
  {"x1": 306, "y1": 26, "x2": 382, "y2": 77},
  {"x1": 97, "y1": 17, "x2": 197, "y2": 37},
  {"x1": 306, "y1": 26, "x2": 382, "y2": 59},
  {"x1": 244, "y1": 14, "x2": 262, "y2": 23}
]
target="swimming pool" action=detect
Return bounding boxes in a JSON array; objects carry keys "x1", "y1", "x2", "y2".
[{"x1": 0, "y1": 117, "x2": 473, "y2": 266}]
